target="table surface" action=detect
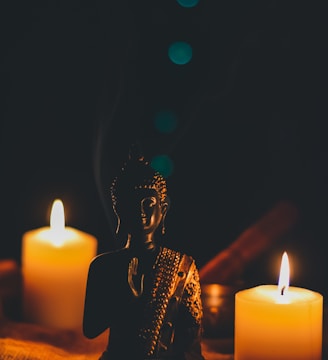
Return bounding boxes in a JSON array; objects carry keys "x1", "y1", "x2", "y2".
[
  {"x1": 1, "y1": 316, "x2": 327, "y2": 360},
  {"x1": 0, "y1": 320, "x2": 235, "y2": 360},
  {"x1": 0, "y1": 260, "x2": 327, "y2": 359}
]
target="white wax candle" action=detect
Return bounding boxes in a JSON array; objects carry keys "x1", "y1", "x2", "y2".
[
  {"x1": 234, "y1": 252, "x2": 323, "y2": 360},
  {"x1": 22, "y1": 199, "x2": 97, "y2": 330}
]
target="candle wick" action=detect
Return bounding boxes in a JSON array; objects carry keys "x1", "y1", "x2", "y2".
[{"x1": 281, "y1": 286, "x2": 285, "y2": 296}]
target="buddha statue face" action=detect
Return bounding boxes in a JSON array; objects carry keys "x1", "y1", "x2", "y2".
[
  {"x1": 119, "y1": 187, "x2": 167, "y2": 233},
  {"x1": 138, "y1": 188, "x2": 165, "y2": 234}
]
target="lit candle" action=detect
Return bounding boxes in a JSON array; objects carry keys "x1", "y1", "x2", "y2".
[
  {"x1": 234, "y1": 252, "x2": 323, "y2": 360},
  {"x1": 22, "y1": 199, "x2": 97, "y2": 330}
]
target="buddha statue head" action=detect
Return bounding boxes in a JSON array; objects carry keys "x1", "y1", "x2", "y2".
[{"x1": 110, "y1": 146, "x2": 170, "y2": 251}]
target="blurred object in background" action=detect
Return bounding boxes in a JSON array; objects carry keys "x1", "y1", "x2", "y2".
[
  {"x1": 0, "y1": 259, "x2": 22, "y2": 321},
  {"x1": 199, "y1": 201, "x2": 300, "y2": 284}
]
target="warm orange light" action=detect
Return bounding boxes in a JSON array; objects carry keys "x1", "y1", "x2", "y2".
[
  {"x1": 22, "y1": 198, "x2": 98, "y2": 329},
  {"x1": 235, "y1": 249, "x2": 323, "y2": 359},
  {"x1": 277, "y1": 251, "x2": 290, "y2": 300}
]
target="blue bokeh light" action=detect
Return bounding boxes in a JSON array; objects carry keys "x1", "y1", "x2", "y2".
[
  {"x1": 154, "y1": 110, "x2": 178, "y2": 133},
  {"x1": 168, "y1": 41, "x2": 192, "y2": 65},
  {"x1": 176, "y1": 0, "x2": 199, "y2": 8},
  {"x1": 151, "y1": 154, "x2": 174, "y2": 178}
]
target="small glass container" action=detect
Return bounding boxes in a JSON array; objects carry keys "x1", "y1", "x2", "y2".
[{"x1": 201, "y1": 282, "x2": 244, "y2": 338}]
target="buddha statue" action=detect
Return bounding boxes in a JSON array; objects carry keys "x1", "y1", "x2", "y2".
[{"x1": 83, "y1": 147, "x2": 205, "y2": 360}]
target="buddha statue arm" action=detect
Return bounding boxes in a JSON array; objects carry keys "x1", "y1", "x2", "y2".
[{"x1": 83, "y1": 254, "x2": 112, "y2": 339}]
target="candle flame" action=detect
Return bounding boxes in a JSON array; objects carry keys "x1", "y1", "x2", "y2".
[
  {"x1": 49, "y1": 199, "x2": 66, "y2": 246},
  {"x1": 50, "y1": 199, "x2": 65, "y2": 231},
  {"x1": 278, "y1": 251, "x2": 290, "y2": 296}
]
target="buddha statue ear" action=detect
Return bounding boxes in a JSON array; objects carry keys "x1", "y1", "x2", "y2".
[{"x1": 161, "y1": 197, "x2": 170, "y2": 235}]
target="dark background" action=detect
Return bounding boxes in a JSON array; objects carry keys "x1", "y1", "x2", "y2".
[{"x1": 1, "y1": 1, "x2": 328, "y2": 296}]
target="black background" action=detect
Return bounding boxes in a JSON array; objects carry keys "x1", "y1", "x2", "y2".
[{"x1": 1, "y1": 1, "x2": 328, "y2": 296}]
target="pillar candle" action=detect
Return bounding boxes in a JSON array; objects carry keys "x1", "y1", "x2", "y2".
[
  {"x1": 22, "y1": 199, "x2": 97, "y2": 330},
  {"x1": 234, "y1": 252, "x2": 323, "y2": 360}
]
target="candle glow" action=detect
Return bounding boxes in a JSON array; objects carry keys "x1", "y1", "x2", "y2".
[
  {"x1": 234, "y1": 252, "x2": 323, "y2": 360},
  {"x1": 22, "y1": 199, "x2": 97, "y2": 330}
]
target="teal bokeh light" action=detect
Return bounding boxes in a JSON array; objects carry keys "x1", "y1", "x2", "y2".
[
  {"x1": 154, "y1": 110, "x2": 178, "y2": 133},
  {"x1": 176, "y1": 0, "x2": 199, "y2": 8},
  {"x1": 168, "y1": 41, "x2": 192, "y2": 65},
  {"x1": 151, "y1": 155, "x2": 174, "y2": 178}
]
